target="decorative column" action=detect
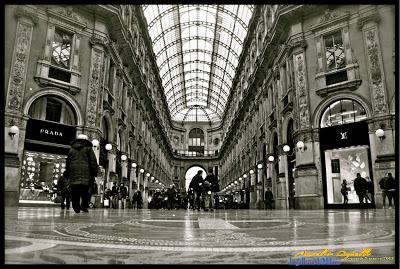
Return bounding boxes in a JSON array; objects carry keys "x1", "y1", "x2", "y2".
[
  {"x1": 143, "y1": 172, "x2": 150, "y2": 209},
  {"x1": 5, "y1": 6, "x2": 38, "y2": 206},
  {"x1": 249, "y1": 169, "x2": 256, "y2": 209},
  {"x1": 130, "y1": 163, "x2": 137, "y2": 199},
  {"x1": 256, "y1": 163, "x2": 264, "y2": 209},
  {"x1": 285, "y1": 26, "x2": 323, "y2": 209},
  {"x1": 358, "y1": 8, "x2": 394, "y2": 208}
]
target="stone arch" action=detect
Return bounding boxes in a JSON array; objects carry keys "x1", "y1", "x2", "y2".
[
  {"x1": 101, "y1": 111, "x2": 114, "y2": 143},
  {"x1": 117, "y1": 127, "x2": 127, "y2": 152},
  {"x1": 312, "y1": 93, "x2": 372, "y2": 129},
  {"x1": 23, "y1": 88, "x2": 83, "y2": 126},
  {"x1": 281, "y1": 113, "x2": 295, "y2": 143}
]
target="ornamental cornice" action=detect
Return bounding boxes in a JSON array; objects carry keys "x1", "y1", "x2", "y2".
[{"x1": 15, "y1": 6, "x2": 39, "y2": 24}]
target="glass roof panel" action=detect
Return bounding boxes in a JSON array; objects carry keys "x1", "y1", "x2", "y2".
[{"x1": 142, "y1": 4, "x2": 254, "y2": 123}]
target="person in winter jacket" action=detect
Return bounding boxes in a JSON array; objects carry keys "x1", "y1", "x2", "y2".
[
  {"x1": 65, "y1": 134, "x2": 98, "y2": 213},
  {"x1": 189, "y1": 170, "x2": 204, "y2": 211},
  {"x1": 204, "y1": 169, "x2": 219, "y2": 211},
  {"x1": 57, "y1": 171, "x2": 71, "y2": 210}
]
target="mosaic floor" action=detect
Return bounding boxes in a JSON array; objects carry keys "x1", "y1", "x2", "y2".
[{"x1": 4, "y1": 207, "x2": 396, "y2": 264}]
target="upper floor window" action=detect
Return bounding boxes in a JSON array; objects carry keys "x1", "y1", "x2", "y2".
[
  {"x1": 320, "y1": 99, "x2": 367, "y2": 128},
  {"x1": 51, "y1": 28, "x2": 72, "y2": 69},
  {"x1": 28, "y1": 96, "x2": 76, "y2": 125},
  {"x1": 324, "y1": 31, "x2": 345, "y2": 71}
]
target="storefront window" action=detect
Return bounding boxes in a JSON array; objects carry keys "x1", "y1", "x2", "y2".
[
  {"x1": 19, "y1": 151, "x2": 66, "y2": 203},
  {"x1": 320, "y1": 99, "x2": 367, "y2": 128},
  {"x1": 324, "y1": 146, "x2": 371, "y2": 204}
]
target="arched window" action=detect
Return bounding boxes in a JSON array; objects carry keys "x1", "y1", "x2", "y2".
[
  {"x1": 320, "y1": 99, "x2": 367, "y2": 128},
  {"x1": 28, "y1": 95, "x2": 76, "y2": 125},
  {"x1": 188, "y1": 128, "x2": 205, "y2": 156},
  {"x1": 101, "y1": 117, "x2": 109, "y2": 141}
]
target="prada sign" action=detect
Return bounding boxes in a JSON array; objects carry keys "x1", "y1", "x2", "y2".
[{"x1": 25, "y1": 118, "x2": 76, "y2": 145}]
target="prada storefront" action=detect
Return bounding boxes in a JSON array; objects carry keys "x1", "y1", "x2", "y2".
[
  {"x1": 319, "y1": 99, "x2": 373, "y2": 209},
  {"x1": 19, "y1": 96, "x2": 77, "y2": 203}
]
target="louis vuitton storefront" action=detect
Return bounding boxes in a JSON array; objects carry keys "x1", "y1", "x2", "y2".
[
  {"x1": 19, "y1": 95, "x2": 77, "y2": 204},
  {"x1": 319, "y1": 99, "x2": 374, "y2": 209}
]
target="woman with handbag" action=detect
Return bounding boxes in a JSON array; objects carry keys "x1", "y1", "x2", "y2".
[{"x1": 65, "y1": 134, "x2": 99, "y2": 213}]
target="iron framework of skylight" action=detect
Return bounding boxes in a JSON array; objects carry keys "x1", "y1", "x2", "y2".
[{"x1": 142, "y1": 5, "x2": 254, "y2": 123}]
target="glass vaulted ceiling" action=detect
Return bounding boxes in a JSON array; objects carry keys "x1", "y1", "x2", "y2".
[{"x1": 142, "y1": 5, "x2": 254, "y2": 123}]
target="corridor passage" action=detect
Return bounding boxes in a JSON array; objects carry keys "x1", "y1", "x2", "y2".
[{"x1": 5, "y1": 207, "x2": 395, "y2": 264}]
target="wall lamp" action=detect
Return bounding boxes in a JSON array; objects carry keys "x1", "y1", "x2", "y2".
[
  {"x1": 105, "y1": 143, "x2": 112, "y2": 151},
  {"x1": 283, "y1": 144, "x2": 295, "y2": 156},
  {"x1": 8, "y1": 125, "x2": 19, "y2": 140},
  {"x1": 92, "y1": 139, "x2": 99, "y2": 149},
  {"x1": 238, "y1": 177, "x2": 243, "y2": 181},
  {"x1": 146, "y1": 173, "x2": 150, "y2": 178},
  {"x1": 296, "y1": 141, "x2": 307, "y2": 152},
  {"x1": 267, "y1": 155, "x2": 275, "y2": 162},
  {"x1": 121, "y1": 154, "x2": 127, "y2": 161},
  {"x1": 139, "y1": 168, "x2": 145, "y2": 174},
  {"x1": 257, "y1": 163, "x2": 263, "y2": 169},
  {"x1": 131, "y1": 162, "x2": 137, "y2": 168},
  {"x1": 375, "y1": 129, "x2": 385, "y2": 141},
  {"x1": 249, "y1": 169, "x2": 254, "y2": 175},
  {"x1": 243, "y1": 174, "x2": 248, "y2": 179}
]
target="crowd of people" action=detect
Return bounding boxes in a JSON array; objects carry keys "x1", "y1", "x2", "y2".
[{"x1": 57, "y1": 134, "x2": 396, "y2": 212}]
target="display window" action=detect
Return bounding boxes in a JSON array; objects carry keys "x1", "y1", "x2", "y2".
[
  {"x1": 19, "y1": 151, "x2": 66, "y2": 203},
  {"x1": 324, "y1": 146, "x2": 372, "y2": 204}
]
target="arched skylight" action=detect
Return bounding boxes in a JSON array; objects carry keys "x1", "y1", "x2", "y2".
[{"x1": 142, "y1": 5, "x2": 254, "y2": 123}]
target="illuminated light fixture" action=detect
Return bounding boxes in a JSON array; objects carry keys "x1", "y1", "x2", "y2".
[
  {"x1": 234, "y1": 180, "x2": 238, "y2": 184},
  {"x1": 243, "y1": 174, "x2": 247, "y2": 179},
  {"x1": 77, "y1": 134, "x2": 88, "y2": 140},
  {"x1": 257, "y1": 163, "x2": 263, "y2": 169},
  {"x1": 139, "y1": 169, "x2": 145, "y2": 173},
  {"x1": 207, "y1": 191, "x2": 211, "y2": 195},
  {"x1": 155, "y1": 180, "x2": 159, "y2": 183},
  {"x1": 296, "y1": 141, "x2": 307, "y2": 152},
  {"x1": 283, "y1": 145, "x2": 290, "y2": 153},
  {"x1": 8, "y1": 125, "x2": 19, "y2": 140},
  {"x1": 268, "y1": 155, "x2": 275, "y2": 162},
  {"x1": 238, "y1": 177, "x2": 243, "y2": 181},
  {"x1": 151, "y1": 176, "x2": 155, "y2": 180},
  {"x1": 375, "y1": 129, "x2": 385, "y2": 141},
  {"x1": 92, "y1": 139, "x2": 99, "y2": 148},
  {"x1": 131, "y1": 162, "x2": 137, "y2": 168},
  {"x1": 146, "y1": 173, "x2": 150, "y2": 177},
  {"x1": 105, "y1": 144, "x2": 112, "y2": 151},
  {"x1": 121, "y1": 154, "x2": 127, "y2": 161},
  {"x1": 249, "y1": 170, "x2": 254, "y2": 175}
]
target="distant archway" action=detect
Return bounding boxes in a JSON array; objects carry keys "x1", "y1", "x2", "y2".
[{"x1": 185, "y1": 165, "x2": 206, "y2": 191}]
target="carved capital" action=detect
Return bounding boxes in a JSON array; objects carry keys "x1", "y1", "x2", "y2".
[
  {"x1": 89, "y1": 34, "x2": 108, "y2": 48},
  {"x1": 357, "y1": 9, "x2": 380, "y2": 29},
  {"x1": 15, "y1": 6, "x2": 39, "y2": 25}
]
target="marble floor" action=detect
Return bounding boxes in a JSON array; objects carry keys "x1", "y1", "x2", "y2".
[{"x1": 4, "y1": 207, "x2": 396, "y2": 265}]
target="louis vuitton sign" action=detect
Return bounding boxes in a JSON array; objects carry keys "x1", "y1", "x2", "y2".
[{"x1": 25, "y1": 118, "x2": 76, "y2": 145}]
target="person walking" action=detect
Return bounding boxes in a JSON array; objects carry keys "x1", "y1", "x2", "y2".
[
  {"x1": 380, "y1": 173, "x2": 396, "y2": 209},
  {"x1": 189, "y1": 170, "x2": 204, "y2": 211},
  {"x1": 167, "y1": 184, "x2": 177, "y2": 210},
  {"x1": 205, "y1": 169, "x2": 219, "y2": 211},
  {"x1": 353, "y1": 173, "x2": 367, "y2": 204},
  {"x1": 111, "y1": 182, "x2": 118, "y2": 209},
  {"x1": 264, "y1": 188, "x2": 274, "y2": 209},
  {"x1": 364, "y1": 176, "x2": 374, "y2": 203},
  {"x1": 136, "y1": 190, "x2": 143, "y2": 209},
  {"x1": 57, "y1": 171, "x2": 71, "y2": 210},
  {"x1": 341, "y1": 179, "x2": 349, "y2": 205},
  {"x1": 118, "y1": 183, "x2": 128, "y2": 209},
  {"x1": 65, "y1": 134, "x2": 98, "y2": 213}
]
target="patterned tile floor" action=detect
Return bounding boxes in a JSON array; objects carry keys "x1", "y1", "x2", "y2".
[{"x1": 4, "y1": 207, "x2": 396, "y2": 264}]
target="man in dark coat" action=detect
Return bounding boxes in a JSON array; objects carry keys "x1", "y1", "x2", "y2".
[
  {"x1": 111, "y1": 182, "x2": 119, "y2": 209},
  {"x1": 353, "y1": 173, "x2": 367, "y2": 204},
  {"x1": 118, "y1": 183, "x2": 128, "y2": 209},
  {"x1": 65, "y1": 134, "x2": 98, "y2": 213},
  {"x1": 57, "y1": 171, "x2": 71, "y2": 210},
  {"x1": 264, "y1": 188, "x2": 274, "y2": 209},
  {"x1": 189, "y1": 170, "x2": 204, "y2": 211},
  {"x1": 204, "y1": 169, "x2": 219, "y2": 211},
  {"x1": 167, "y1": 184, "x2": 177, "y2": 210}
]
